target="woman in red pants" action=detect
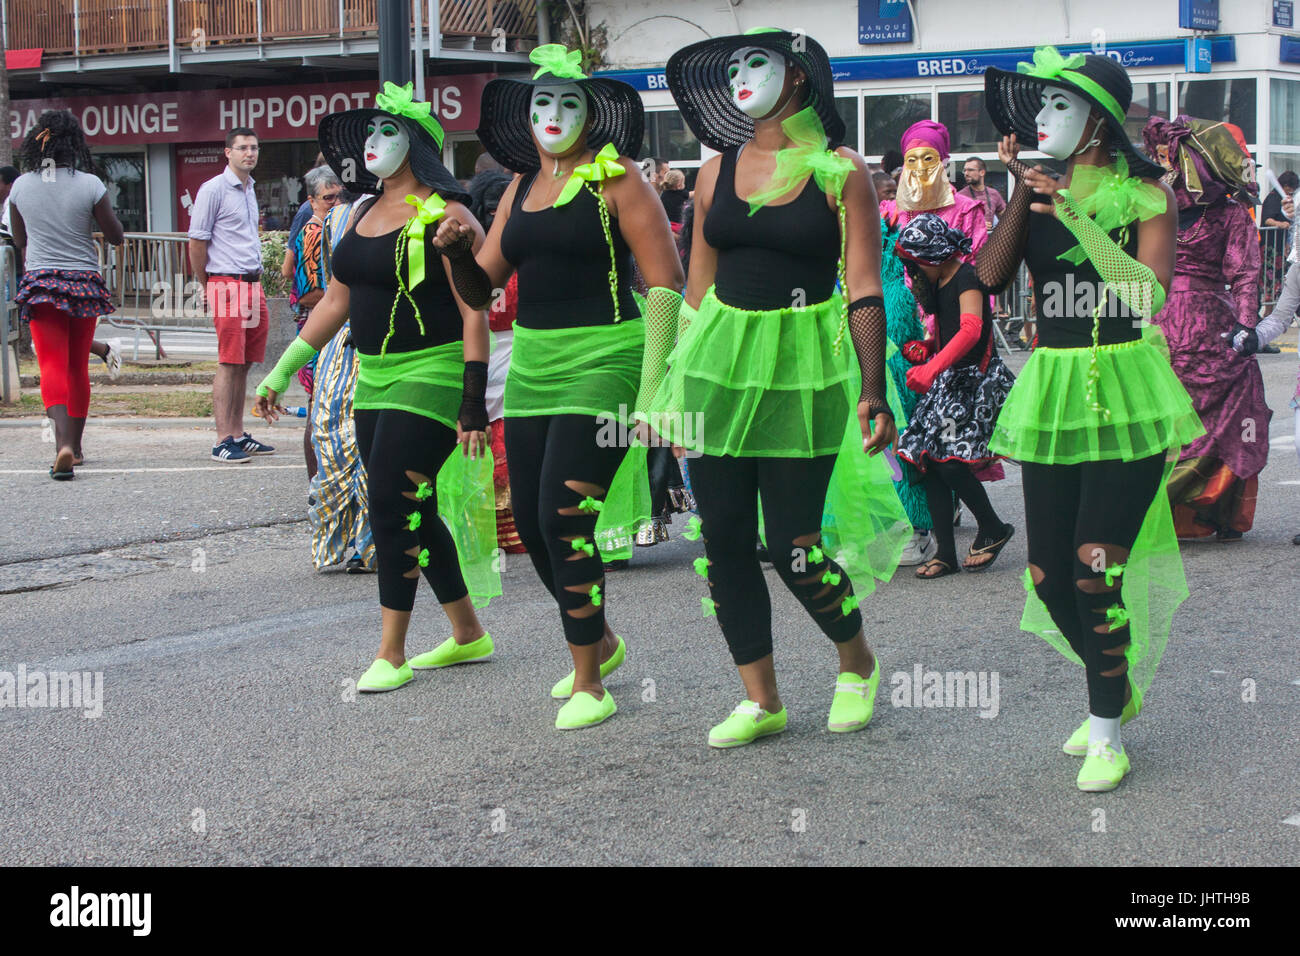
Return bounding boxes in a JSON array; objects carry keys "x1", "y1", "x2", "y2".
[{"x1": 9, "y1": 110, "x2": 123, "y2": 479}]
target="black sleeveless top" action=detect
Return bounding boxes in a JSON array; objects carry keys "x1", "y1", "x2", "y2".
[
  {"x1": 935, "y1": 263, "x2": 994, "y2": 367},
  {"x1": 704, "y1": 146, "x2": 841, "y2": 311},
  {"x1": 1025, "y1": 204, "x2": 1143, "y2": 349},
  {"x1": 499, "y1": 169, "x2": 638, "y2": 330},
  {"x1": 331, "y1": 198, "x2": 462, "y2": 354}
]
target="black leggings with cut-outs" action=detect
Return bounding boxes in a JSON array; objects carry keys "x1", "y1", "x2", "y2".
[
  {"x1": 1021, "y1": 453, "x2": 1165, "y2": 719},
  {"x1": 504, "y1": 413, "x2": 629, "y2": 646},
  {"x1": 355, "y1": 408, "x2": 468, "y2": 613},
  {"x1": 688, "y1": 453, "x2": 862, "y2": 666}
]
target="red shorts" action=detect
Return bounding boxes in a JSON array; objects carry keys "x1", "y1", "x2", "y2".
[{"x1": 207, "y1": 277, "x2": 269, "y2": 365}]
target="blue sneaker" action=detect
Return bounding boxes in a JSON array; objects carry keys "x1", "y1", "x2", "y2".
[
  {"x1": 211, "y1": 436, "x2": 250, "y2": 463},
  {"x1": 237, "y1": 432, "x2": 276, "y2": 455}
]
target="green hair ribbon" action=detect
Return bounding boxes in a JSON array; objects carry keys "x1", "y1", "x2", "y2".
[
  {"x1": 745, "y1": 106, "x2": 853, "y2": 214},
  {"x1": 406, "y1": 511, "x2": 422, "y2": 532},
  {"x1": 399, "y1": 192, "x2": 447, "y2": 289},
  {"x1": 682, "y1": 516, "x2": 702, "y2": 541},
  {"x1": 570, "y1": 537, "x2": 595, "y2": 558},
  {"x1": 530, "y1": 44, "x2": 588, "y2": 81},
  {"x1": 702, "y1": 597, "x2": 718, "y2": 618},
  {"x1": 693, "y1": 556, "x2": 710, "y2": 578},
  {"x1": 374, "y1": 81, "x2": 446, "y2": 149},
  {"x1": 554, "y1": 142, "x2": 626, "y2": 207},
  {"x1": 1016, "y1": 46, "x2": 1125, "y2": 126}
]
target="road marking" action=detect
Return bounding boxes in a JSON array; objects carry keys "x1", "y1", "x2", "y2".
[
  {"x1": 1281, "y1": 480, "x2": 1300, "y2": 486},
  {"x1": 0, "y1": 465, "x2": 305, "y2": 474},
  {"x1": 1284, "y1": 814, "x2": 1300, "y2": 827}
]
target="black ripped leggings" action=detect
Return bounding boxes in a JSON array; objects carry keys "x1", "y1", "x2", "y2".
[
  {"x1": 1021, "y1": 453, "x2": 1165, "y2": 719},
  {"x1": 688, "y1": 453, "x2": 863, "y2": 666},
  {"x1": 504, "y1": 414, "x2": 630, "y2": 647},
  {"x1": 354, "y1": 408, "x2": 468, "y2": 613}
]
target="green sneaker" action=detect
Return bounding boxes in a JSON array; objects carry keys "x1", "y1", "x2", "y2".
[
  {"x1": 409, "y1": 632, "x2": 494, "y2": 669},
  {"x1": 707, "y1": 701, "x2": 787, "y2": 749},
  {"x1": 555, "y1": 690, "x2": 617, "y2": 730},
  {"x1": 357, "y1": 658, "x2": 414, "y2": 693},
  {"x1": 551, "y1": 635, "x2": 625, "y2": 699},
  {"x1": 827, "y1": 658, "x2": 881, "y2": 733},
  {"x1": 1076, "y1": 739, "x2": 1130, "y2": 792},
  {"x1": 1063, "y1": 684, "x2": 1143, "y2": 756}
]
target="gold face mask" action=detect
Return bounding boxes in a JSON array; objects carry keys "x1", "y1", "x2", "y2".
[{"x1": 896, "y1": 145, "x2": 954, "y2": 211}]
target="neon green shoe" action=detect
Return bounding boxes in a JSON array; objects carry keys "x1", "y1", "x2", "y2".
[
  {"x1": 409, "y1": 632, "x2": 494, "y2": 669},
  {"x1": 827, "y1": 658, "x2": 881, "y2": 732},
  {"x1": 1076, "y1": 739, "x2": 1130, "y2": 792},
  {"x1": 1063, "y1": 684, "x2": 1143, "y2": 756},
  {"x1": 555, "y1": 690, "x2": 617, "y2": 729},
  {"x1": 707, "y1": 701, "x2": 787, "y2": 749},
  {"x1": 357, "y1": 658, "x2": 414, "y2": 693},
  {"x1": 550, "y1": 635, "x2": 625, "y2": 699}
]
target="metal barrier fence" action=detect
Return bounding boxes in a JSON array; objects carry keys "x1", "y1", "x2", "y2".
[
  {"x1": 1259, "y1": 225, "x2": 1289, "y2": 312},
  {"x1": 0, "y1": 245, "x2": 18, "y2": 402}
]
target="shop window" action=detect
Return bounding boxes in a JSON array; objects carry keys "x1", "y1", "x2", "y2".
[
  {"x1": 641, "y1": 110, "x2": 698, "y2": 164},
  {"x1": 1125, "y1": 82, "x2": 1170, "y2": 149},
  {"x1": 835, "y1": 96, "x2": 859, "y2": 153},
  {"x1": 1178, "y1": 78, "x2": 1256, "y2": 144},
  {"x1": 862, "y1": 92, "x2": 930, "y2": 161},
  {"x1": 93, "y1": 152, "x2": 147, "y2": 232},
  {"x1": 1272, "y1": 79, "x2": 1300, "y2": 148},
  {"x1": 937, "y1": 90, "x2": 1001, "y2": 156},
  {"x1": 250, "y1": 140, "x2": 323, "y2": 231}
]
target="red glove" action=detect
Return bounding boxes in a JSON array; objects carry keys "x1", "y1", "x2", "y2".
[
  {"x1": 901, "y1": 339, "x2": 932, "y2": 365},
  {"x1": 905, "y1": 312, "x2": 982, "y2": 393}
]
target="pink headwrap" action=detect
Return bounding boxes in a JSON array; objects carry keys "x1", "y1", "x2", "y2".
[{"x1": 901, "y1": 120, "x2": 950, "y2": 161}]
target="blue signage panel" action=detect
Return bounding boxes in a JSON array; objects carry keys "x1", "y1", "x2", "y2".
[
  {"x1": 1282, "y1": 35, "x2": 1300, "y2": 63},
  {"x1": 1185, "y1": 37, "x2": 1212, "y2": 72},
  {"x1": 596, "y1": 37, "x2": 1238, "y2": 90},
  {"x1": 1179, "y1": 0, "x2": 1220, "y2": 31},
  {"x1": 858, "y1": 0, "x2": 913, "y2": 45},
  {"x1": 1276, "y1": 0, "x2": 1295, "y2": 28}
]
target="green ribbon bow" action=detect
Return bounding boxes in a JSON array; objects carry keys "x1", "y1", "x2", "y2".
[
  {"x1": 570, "y1": 537, "x2": 595, "y2": 558},
  {"x1": 374, "y1": 81, "x2": 446, "y2": 149},
  {"x1": 693, "y1": 557, "x2": 710, "y2": 578},
  {"x1": 702, "y1": 597, "x2": 718, "y2": 618},
  {"x1": 1016, "y1": 46, "x2": 1125, "y2": 126},
  {"x1": 746, "y1": 106, "x2": 854, "y2": 215},
  {"x1": 682, "y1": 516, "x2": 703, "y2": 541},
  {"x1": 554, "y1": 143, "x2": 626, "y2": 207},
  {"x1": 400, "y1": 193, "x2": 448, "y2": 288},
  {"x1": 413, "y1": 481, "x2": 433, "y2": 501},
  {"x1": 416, "y1": 548, "x2": 430, "y2": 568},
  {"x1": 841, "y1": 594, "x2": 861, "y2": 616},
  {"x1": 1105, "y1": 605, "x2": 1130, "y2": 631},
  {"x1": 1103, "y1": 562, "x2": 1127, "y2": 588},
  {"x1": 530, "y1": 44, "x2": 587, "y2": 81},
  {"x1": 808, "y1": 545, "x2": 825, "y2": 565},
  {"x1": 1055, "y1": 155, "x2": 1167, "y2": 265},
  {"x1": 821, "y1": 569, "x2": 841, "y2": 587},
  {"x1": 589, "y1": 584, "x2": 602, "y2": 607},
  {"x1": 577, "y1": 495, "x2": 604, "y2": 514},
  {"x1": 406, "y1": 511, "x2": 422, "y2": 532}
]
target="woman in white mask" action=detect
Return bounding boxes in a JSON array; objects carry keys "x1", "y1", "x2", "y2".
[
  {"x1": 980, "y1": 49, "x2": 1200, "y2": 792},
  {"x1": 254, "y1": 83, "x2": 502, "y2": 695},
  {"x1": 434, "y1": 45, "x2": 684, "y2": 731},
  {"x1": 634, "y1": 28, "x2": 909, "y2": 750}
]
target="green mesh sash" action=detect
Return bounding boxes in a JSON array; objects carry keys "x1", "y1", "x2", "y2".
[
  {"x1": 354, "y1": 341, "x2": 463, "y2": 429},
  {"x1": 437, "y1": 448, "x2": 503, "y2": 608}
]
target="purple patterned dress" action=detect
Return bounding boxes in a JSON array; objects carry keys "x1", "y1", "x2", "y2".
[{"x1": 1156, "y1": 197, "x2": 1270, "y2": 535}]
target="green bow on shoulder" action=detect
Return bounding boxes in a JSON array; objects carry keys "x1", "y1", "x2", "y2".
[
  {"x1": 746, "y1": 106, "x2": 854, "y2": 215},
  {"x1": 374, "y1": 81, "x2": 445, "y2": 149},
  {"x1": 553, "y1": 143, "x2": 625, "y2": 207},
  {"x1": 531, "y1": 44, "x2": 587, "y2": 81},
  {"x1": 1054, "y1": 155, "x2": 1167, "y2": 265},
  {"x1": 400, "y1": 193, "x2": 447, "y2": 288}
]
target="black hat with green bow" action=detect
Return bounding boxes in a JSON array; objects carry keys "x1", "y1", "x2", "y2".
[
  {"x1": 477, "y1": 44, "x2": 645, "y2": 174},
  {"x1": 318, "y1": 82, "x2": 469, "y2": 202}
]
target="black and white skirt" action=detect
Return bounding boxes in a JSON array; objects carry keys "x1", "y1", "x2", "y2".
[{"x1": 897, "y1": 355, "x2": 1015, "y2": 474}]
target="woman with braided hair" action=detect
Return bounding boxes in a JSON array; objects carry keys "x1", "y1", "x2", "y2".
[
  {"x1": 255, "y1": 83, "x2": 499, "y2": 694},
  {"x1": 433, "y1": 45, "x2": 683, "y2": 730},
  {"x1": 8, "y1": 109, "x2": 123, "y2": 479},
  {"x1": 980, "y1": 48, "x2": 1202, "y2": 791},
  {"x1": 637, "y1": 28, "x2": 909, "y2": 748}
]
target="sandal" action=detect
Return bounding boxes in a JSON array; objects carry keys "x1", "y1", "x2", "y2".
[
  {"x1": 915, "y1": 558, "x2": 959, "y2": 579},
  {"x1": 50, "y1": 449, "x2": 75, "y2": 481},
  {"x1": 964, "y1": 523, "x2": 1014, "y2": 571}
]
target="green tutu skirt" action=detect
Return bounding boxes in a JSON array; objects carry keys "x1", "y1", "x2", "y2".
[
  {"x1": 643, "y1": 287, "x2": 911, "y2": 588},
  {"x1": 505, "y1": 318, "x2": 651, "y2": 562},
  {"x1": 994, "y1": 324, "x2": 1205, "y2": 695}
]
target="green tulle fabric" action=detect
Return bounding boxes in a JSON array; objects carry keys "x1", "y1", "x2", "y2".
[
  {"x1": 354, "y1": 341, "x2": 463, "y2": 429},
  {"x1": 989, "y1": 324, "x2": 1204, "y2": 465},
  {"x1": 436, "y1": 449, "x2": 503, "y2": 608},
  {"x1": 505, "y1": 318, "x2": 651, "y2": 562},
  {"x1": 1017, "y1": 455, "x2": 1184, "y2": 696}
]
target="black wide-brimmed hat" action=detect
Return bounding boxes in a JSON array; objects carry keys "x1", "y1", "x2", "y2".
[
  {"x1": 984, "y1": 47, "x2": 1164, "y2": 181},
  {"x1": 666, "y1": 27, "x2": 844, "y2": 153},
  {"x1": 477, "y1": 44, "x2": 644, "y2": 173},
  {"x1": 318, "y1": 81, "x2": 469, "y2": 201}
]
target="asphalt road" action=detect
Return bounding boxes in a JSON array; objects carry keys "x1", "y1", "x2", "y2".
[{"x1": 1, "y1": 347, "x2": 1297, "y2": 865}]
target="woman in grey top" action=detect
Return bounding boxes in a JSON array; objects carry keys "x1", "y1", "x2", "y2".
[{"x1": 9, "y1": 109, "x2": 123, "y2": 479}]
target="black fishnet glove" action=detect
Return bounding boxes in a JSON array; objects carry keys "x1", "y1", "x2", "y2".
[
  {"x1": 848, "y1": 296, "x2": 891, "y2": 419},
  {"x1": 440, "y1": 233, "x2": 494, "y2": 311},
  {"x1": 457, "y1": 360, "x2": 489, "y2": 433},
  {"x1": 975, "y1": 158, "x2": 1034, "y2": 293}
]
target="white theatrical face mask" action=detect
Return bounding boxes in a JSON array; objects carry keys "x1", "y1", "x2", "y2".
[
  {"x1": 1034, "y1": 87, "x2": 1093, "y2": 159},
  {"x1": 364, "y1": 118, "x2": 410, "y2": 179},
  {"x1": 727, "y1": 47, "x2": 787, "y2": 119},
  {"x1": 531, "y1": 84, "x2": 588, "y2": 155}
]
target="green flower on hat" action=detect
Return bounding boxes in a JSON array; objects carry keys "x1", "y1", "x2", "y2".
[{"x1": 374, "y1": 81, "x2": 446, "y2": 148}]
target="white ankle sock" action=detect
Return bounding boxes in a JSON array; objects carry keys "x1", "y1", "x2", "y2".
[{"x1": 1088, "y1": 714, "x2": 1121, "y2": 750}]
